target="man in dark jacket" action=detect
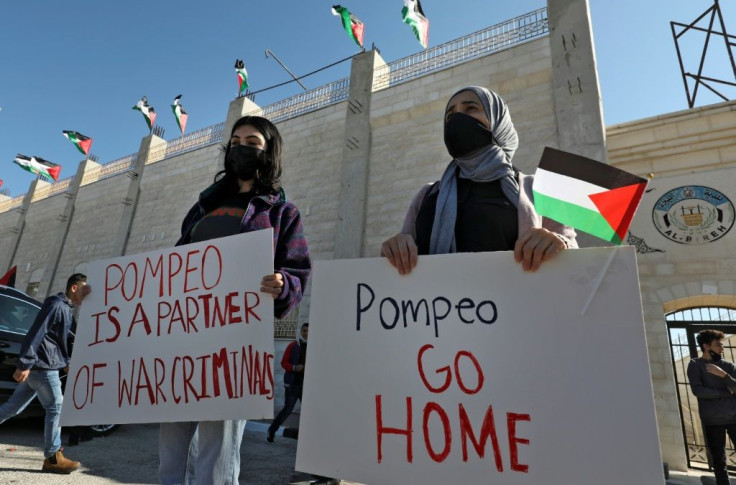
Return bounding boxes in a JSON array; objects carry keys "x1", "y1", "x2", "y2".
[
  {"x1": 687, "y1": 329, "x2": 736, "y2": 485},
  {"x1": 267, "y1": 322, "x2": 308, "y2": 444},
  {"x1": 0, "y1": 273, "x2": 90, "y2": 474}
]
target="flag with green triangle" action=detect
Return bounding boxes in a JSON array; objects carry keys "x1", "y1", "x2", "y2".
[
  {"x1": 132, "y1": 96, "x2": 156, "y2": 131},
  {"x1": 13, "y1": 154, "x2": 62, "y2": 182},
  {"x1": 402, "y1": 0, "x2": 429, "y2": 48},
  {"x1": 235, "y1": 59, "x2": 249, "y2": 95},
  {"x1": 62, "y1": 130, "x2": 92, "y2": 156},
  {"x1": 171, "y1": 94, "x2": 188, "y2": 134},
  {"x1": 532, "y1": 147, "x2": 648, "y2": 244},
  {"x1": 332, "y1": 5, "x2": 364, "y2": 48}
]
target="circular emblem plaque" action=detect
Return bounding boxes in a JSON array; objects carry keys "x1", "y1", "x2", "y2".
[{"x1": 652, "y1": 185, "x2": 735, "y2": 244}]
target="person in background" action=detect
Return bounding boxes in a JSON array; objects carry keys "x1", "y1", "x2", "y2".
[
  {"x1": 0, "y1": 273, "x2": 90, "y2": 474},
  {"x1": 267, "y1": 322, "x2": 309, "y2": 444},
  {"x1": 687, "y1": 329, "x2": 736, "y2": 485}
]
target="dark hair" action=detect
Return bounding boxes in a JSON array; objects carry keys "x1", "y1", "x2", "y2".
[
  {"x1": 301, "y1": 322, "x2": 309, "y2": 329},
  {"x1": 66, "y1": 273, "x2": 87, "y2": 291},
  {"x1": 215, "y1": 116, "x2": 283, "y2": 195},
  {"x1": 696, "y1": 329, "x2": 725, "y2": 350}
]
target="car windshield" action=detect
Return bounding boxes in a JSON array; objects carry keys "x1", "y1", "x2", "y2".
[{"x1": 0, "y1": 295, "x2": 40, "y2": 334}]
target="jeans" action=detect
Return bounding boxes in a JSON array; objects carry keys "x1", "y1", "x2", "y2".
[
  {"x1": 159, "y1": 420, "x2": 245, "y2": 485},
  {"x1": 268, "y1": 385, "x2": 302, "y2": 435},
  {"x1": 0, "y1": 369, "x2": 63, "y2": 458},
  {"x1": 705, "y1": 422, "x2": 736, "y2": 485}
]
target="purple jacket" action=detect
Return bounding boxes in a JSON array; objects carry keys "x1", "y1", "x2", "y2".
[{"x1": 178, "y1": 182, "x2": 311, "y2": 319}]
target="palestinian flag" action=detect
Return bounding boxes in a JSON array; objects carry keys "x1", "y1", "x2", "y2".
[
  {"x1": 0, "y1": 265, "x2": 16, "y2": 287},
  {"x1": 132, "y1": 96, "x2": 156, "y2": 131},
  {"x1": 235, "y1": 59, "x2": 249, "y2": 95},
  {"x1": 401, "y1": 0, "x2": 429, "y2": 48},
  {"x1": 532, "y1": 147, "x2": 648, "y2": 244},
  {"x1": 62, "y1": 130, "x2": 92, "y2": 156},
  {"x1": 13, "y1": 154, "x2": 62, "y2": 182},
  {"x1": 171, "y1": 94, "x2": 188, "y2": 134},
  {"x1": 332, "y1": 5, "x2": 364, "y2": 48}
]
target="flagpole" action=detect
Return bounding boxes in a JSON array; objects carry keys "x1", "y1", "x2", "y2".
[
  {"x1": 264, "y1": 49, "x2": 308, "y2": 91},
  {"x1": 580, "y1": 247, "x2": 619, "y2": 316}
]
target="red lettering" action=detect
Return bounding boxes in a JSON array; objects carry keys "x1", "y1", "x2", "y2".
[
  {"x1": 127, "y1": 303, "x2": 152, "y2": 337},
  {"x1": 118, "y1": 360, "x2": 134, "y2": 407},
  {"x1": 375, "y1": 395, "x2": 413, "y2": 463},
  {"x1": 104, "y1": 263, "x2": 123, "y2": 306},
  {"x1": 91, "y1": 363, "x2": 106, "y2": 404},
  {"x1": 212, "y1": 347, "x2": 234, "y2": 398},
  {"x1": 154, "y1": 358, "x2": 167, "y2": 404},
  {"x1": 507, "y1": 413, "x2": 531, "y2": 473},
  {"x1": 265, "y1": 353, "x2": 274, "y2": 400},
  {"x1": 134, "y1": 357, "x2": 155, "y2": 405},
  {"x1": 184, "y1": 249, "x2": 200, "y2": 293},
  {"x1": 72, "y1": 365, "x2": 90, "y2": 410},
  {"x1": 417, "y1": 344, "x2": 451, "y2": 393},
  {"x1": 167, "y1": 252, "x2": 183, "y2": 297},
  {"x1": 122, "y1": 262, "x2": 138, "y2": 301},
  {"x1": 227, "y1": 292, "x2": 242, "y2": 324},
  {"x1": 454, "y1": 350, "x2": 484, "y2": 395},
  {"x1": 140, "y1": 255, "x2": 164, "y2": 298},
  {"x1": 197, "y1": 354, "x2": 212, "y2": 398},
  {"x1": 243, "y1": 292, "x2": 261, "y2": 323},
  {"x1": 182, "y1": 356, "x2": 197, "y2": 403},
  {"x1": 198, "y1": 293, "x2": 212, "y2": 328},
  {"x1": 459, "y1": 404, "x2": 503, "y2": 470},
  {"x1": 202, "y1": 245, "x2": 222, "y2": 290},
  {"x1": 423, "y1": 402, "x2": 451, "y2": 462},
  {"x1": 171, "y1": 357, "x2": 181, "y2": 404}
]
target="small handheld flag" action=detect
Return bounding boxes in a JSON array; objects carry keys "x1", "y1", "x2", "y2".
[
  {"x1": 0, "y1": 265, "x2": 17, "y2": 287},
  {"x1": 62, "y1": 130, "x2": 92, "y2": 156},
  {"x1": 235, "y1": 59, "x2": 249, "y2": 95},
  {"x1": 132, "y1": 96, "x2": 157, "y2": 131},
  {"x1": 171, "y1": 95, "x2": 188, "y2": 134},
  {"x1": 532, "y1": 147, "x2": 648, "y2": 245},
  {"x1": 401, "y1": 0, "x2": 429, "y2": 48},
  {"x1": 13, "y1": 154, "x2": 62, "y2": 182},
  {"x1": 332, "y1": 5, "x2": 365, "y2": 48}
]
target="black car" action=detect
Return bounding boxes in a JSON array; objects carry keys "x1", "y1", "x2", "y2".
[{"x1": 0, "y1": 284, "x2": 118, "y2": 436}]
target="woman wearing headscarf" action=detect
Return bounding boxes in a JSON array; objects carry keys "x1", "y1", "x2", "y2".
[{"x1": 382, "y1": 86, "x2": 577, "y2": 273}]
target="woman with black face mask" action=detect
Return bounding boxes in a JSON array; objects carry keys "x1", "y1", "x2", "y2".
[
  {"x1": 159, "y1": 115, "x2": 311, "y2": 485},
  {"x1": 381, "y1": 86, "x2": 577, "y2": 274}
]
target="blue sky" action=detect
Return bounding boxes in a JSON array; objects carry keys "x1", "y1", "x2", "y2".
[{"x1": 1, "y1": 0, "x2": 734, "y2": 197}]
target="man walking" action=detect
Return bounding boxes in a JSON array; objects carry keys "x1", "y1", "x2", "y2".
[
  {"x1": 0, "y1": 273, "x2": 90, "y2": 474},
  {"x1": 267, "y1": 322, "x2": 308, "y2": 444},
  {"x1": 688, "y1": 329, "x2": 736, "y2": 485}
]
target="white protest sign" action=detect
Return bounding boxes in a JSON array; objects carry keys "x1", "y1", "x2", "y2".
[
  {"x1": 60, "y1": 229, "x2": 275, "y2": 426},
  {"x1": 297, "y1": 247, "x2": 664, "y2": 485}
]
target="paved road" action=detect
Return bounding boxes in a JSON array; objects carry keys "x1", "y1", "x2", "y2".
[
  {"x1": 0, "y1": 418, "x2": 320, "y2": 485},
  {"x1": 0, "y1": 417, "x2": 711, "y2": 484}
]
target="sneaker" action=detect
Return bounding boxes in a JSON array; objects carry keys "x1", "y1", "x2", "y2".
[
  {"x1": 265, "y1": 429, "x2": 275, "y2": 444},
  {"x1": 42, "y1": 449, "x2": 80, "y2": 474}
]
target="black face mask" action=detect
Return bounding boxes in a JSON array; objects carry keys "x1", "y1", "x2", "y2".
[
  {"x1": 226, "y1": 145, "x2": 264, "y2": 181},
  {"x1": 444, "y1": 112, "x2": 495, "y2": 159},
  {"x1": 710, "y1": 349, "x2": 723, "y2": 362}
]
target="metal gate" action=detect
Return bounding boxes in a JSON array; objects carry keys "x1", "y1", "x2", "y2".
[{"x1": 667, "y1": 307, "x2": 736, "y2": 470}]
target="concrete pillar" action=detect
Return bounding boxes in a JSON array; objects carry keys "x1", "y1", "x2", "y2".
[
  {"x1": 334, "y1": 49, "x2": 387, "y2": 259},
  {"x1": 547, "y1": 0, "x2": 607, "y2": 163},
  {"x1": 547, "y1": 0, "x2": 608, "y2": 249},
  {"x1": 112, "y1": 134, "x2": 166, "y2": 256},
  {"x1": 5, "y1": 179, "x2": 45, "y2": 276},
  {"x1": 223, "y1": 96, "x2": 262, "y2": 152},
  {"x1": 45, "y1": 158, "x2": 99, "y2": 296}
]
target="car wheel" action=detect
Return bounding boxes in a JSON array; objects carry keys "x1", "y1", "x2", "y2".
[{"x1": 88, "y1": 424, "x2": 120, "y2": 436}]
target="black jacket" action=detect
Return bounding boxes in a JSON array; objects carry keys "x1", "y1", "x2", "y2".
[{"x1": 17, "y1": 293, "x2": 75, "y2": 371}]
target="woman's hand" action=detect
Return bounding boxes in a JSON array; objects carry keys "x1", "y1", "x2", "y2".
[
  {"x1": 514, "y1": 227, "x2": 567, "y2": 272},
  {"x1": 261, "y1": 273, "x2": 284, "y2": 299},
  {"x1": 381, "y1": 233, "x2": 418, "y2": 275}
]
